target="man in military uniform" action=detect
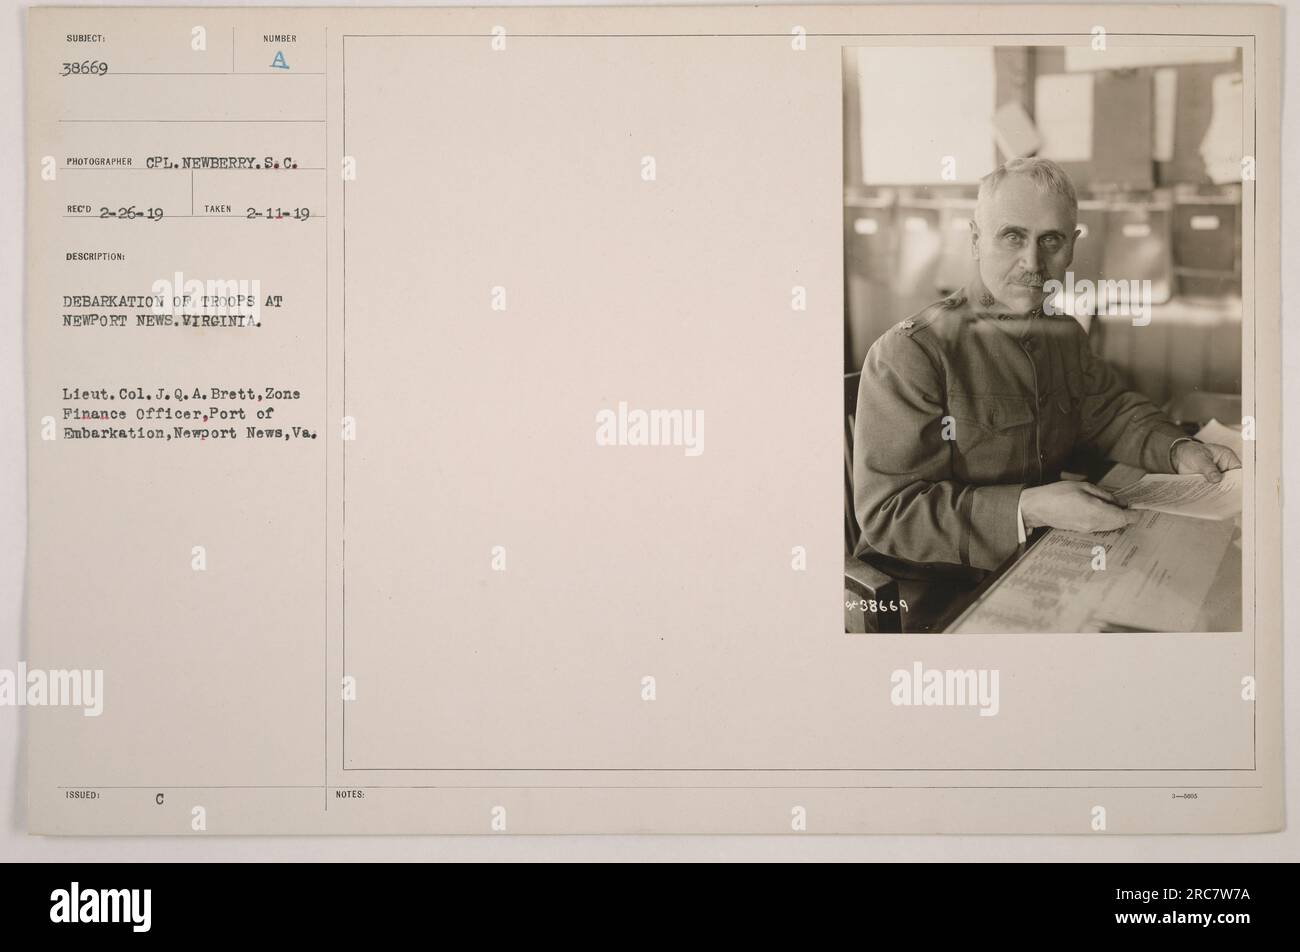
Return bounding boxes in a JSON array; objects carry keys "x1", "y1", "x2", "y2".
[{"x1": 852, "y1": 157, "x2": 1240, "y2": 575}]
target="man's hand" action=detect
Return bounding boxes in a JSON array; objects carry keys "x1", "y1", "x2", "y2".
[
  {"x1": 1019, "y1": 481, "x2": 1134, "y2": 533},
  {"x1": 1173, "y1": 440, "x2": 1241, "y2": 483}
]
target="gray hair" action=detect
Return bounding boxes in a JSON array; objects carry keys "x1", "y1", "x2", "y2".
[{"x1": 976, "y1": 156, "x2": 1078, "y2": 223}]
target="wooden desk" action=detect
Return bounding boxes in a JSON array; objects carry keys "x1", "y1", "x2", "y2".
[
  {"x1": 885, "y1": 410, "x2": 1243, "y2": 633},
  {"x1": 940, "y1": 460, "x2": 1242, "y2": 633}
]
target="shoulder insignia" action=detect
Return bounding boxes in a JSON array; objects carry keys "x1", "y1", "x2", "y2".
[{"x1": 895, "y1": 302, "x2": 952, "y2": 336}]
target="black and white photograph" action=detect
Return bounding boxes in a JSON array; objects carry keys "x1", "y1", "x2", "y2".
[{"x1": 843, "y1": 44, "x2": 1248, "y2": 633}]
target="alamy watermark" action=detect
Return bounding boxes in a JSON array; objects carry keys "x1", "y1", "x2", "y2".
[
  {"x1": 890, "y1": 662, "x2": 1000, "y2": 717},
  {"x1": 1044, "y1": 271, "x2": 1154, "y2": 326},
  {"x1": 0, "y1": 664, "x2": 103, "y2": 716},
  {"x1": 50, "y1": 883, "x2": 150, "y2": 932},
  {"x1": 149, "y1": 271, "x2": 262, "y2": 327},
  {"x1": 595, "y1": 402, "x2": 704, "y2": 457}
]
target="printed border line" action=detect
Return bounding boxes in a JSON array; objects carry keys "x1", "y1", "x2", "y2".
[
  {"x1": 58, "y1": 783, "x2": 1266, "y2": 791},
  {"x1": 338, "y1": 31, "x2": 1260, "y2": 777}
]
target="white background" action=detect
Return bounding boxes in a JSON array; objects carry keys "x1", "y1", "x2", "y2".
[{"x1": 2, "y1": 0, "x2": 1296, "y2": 861}]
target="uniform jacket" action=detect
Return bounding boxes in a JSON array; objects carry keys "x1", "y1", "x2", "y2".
[{"x1": 852, "y1": 281, "x2": 1185, "y2": 573}]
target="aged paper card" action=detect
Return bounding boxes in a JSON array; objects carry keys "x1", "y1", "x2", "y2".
[{"x1": 24, "y1": 4, "x2": 1282, "y2": 834}]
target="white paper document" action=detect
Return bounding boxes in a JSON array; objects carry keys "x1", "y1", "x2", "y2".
[
  {"x1": 951, "y1": 509, "x2": 1237, "y2": 635},
  {"x1": 1200, "y1": 71, "x2": 1245, "y2": 185},
  {"x1": 1114, "y1": 469, "x2": 1242, "y2": 520},
  {"x1": 1196, "y1": 418, "x2": 1246, "y2": 459},
  {"x1": 1034, "y1": 72, "x2": 1094, "y2": 162}
]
